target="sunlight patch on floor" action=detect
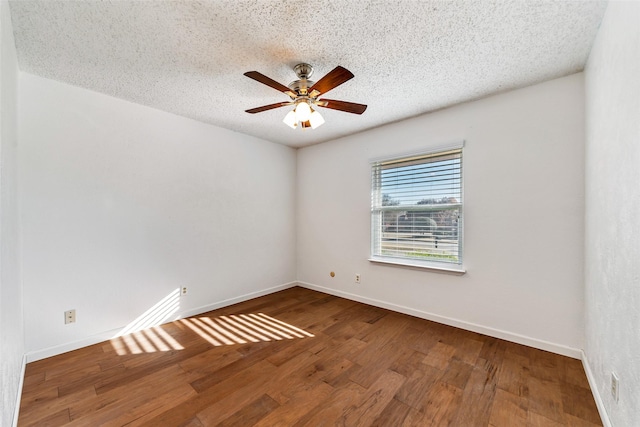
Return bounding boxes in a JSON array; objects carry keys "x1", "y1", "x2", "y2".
[
  {"x1": 111, "y1": 326, "x2": 185, "y2": 355},
  {"x1": 109, "y1": 288, "x2": 314, "y2": 355},
  {"x1": 181, "y1": 313, "x2": 314, "y2": 347}
]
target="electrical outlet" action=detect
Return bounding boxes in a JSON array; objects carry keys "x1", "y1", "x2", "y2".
[
  {"x1": 355, "y1": 274, "x2": 361, "y2": 284},
  {"x1": 181, "y1": 287, "x2": 188, "y2": 295},
  {"x1": 611, "y1": 372, "x2": 619, "y2": 403},
  {"x1": 64, "y1": 309, "x2": 76, "y2": 324}
]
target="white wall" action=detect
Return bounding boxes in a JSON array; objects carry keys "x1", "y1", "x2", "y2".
[
  {"x1": 0, "y1": 0, "x2": 22, "y2": 425},
  {"x1": 19, "y1": 73, "x2": 297, "y2": 359},
  {"x1": 585, "y1": 1, "x2": 640, "y2": 425},
  {"x1": 297, "y1": 74, "x2": 585, "y2": 355}
]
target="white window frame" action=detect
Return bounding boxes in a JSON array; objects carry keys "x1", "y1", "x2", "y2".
[{"x1": 369, "y1": 142, "x2": 465, "y2": 274}]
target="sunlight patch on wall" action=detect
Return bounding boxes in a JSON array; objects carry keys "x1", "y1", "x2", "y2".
[
  {"x1": 181, "y1": 313, "x2": 314, "y2": 347},
  {"x1": 110, "y1": 288, "x2": 183, "y2": 355},
  {"x1": 116, "y1": 288, "x2": 180, "y2": 336}
]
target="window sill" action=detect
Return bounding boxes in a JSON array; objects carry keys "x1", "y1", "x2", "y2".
[{"x1": 368, "y1": 257, "x2": 466, "y2": 275}]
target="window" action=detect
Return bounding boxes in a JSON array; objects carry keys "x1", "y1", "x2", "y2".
[{"x1": 370, "y1": 145, "x2": 463, "y2": 271}]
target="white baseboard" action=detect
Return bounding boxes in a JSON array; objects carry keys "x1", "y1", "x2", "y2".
[
  {"x1": 25, "y1": 281, "x2": 298, "y2": 362},
  {"x1": 12, "y1": 354, "x2": 27, "y2": 427},
  {"x1": 177, "y1": 281, "x2": 297, "y2": 319},
  {"x1": 581, "y1": 350, "x2": 611, "y2": 427},
  {"x1": 297, "y1": 281, "x2": 582, "y2": 359}
]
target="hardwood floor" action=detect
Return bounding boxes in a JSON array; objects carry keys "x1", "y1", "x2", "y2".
[{"x1": 18, "y1": 287, "x2": 602, "y2": 426}]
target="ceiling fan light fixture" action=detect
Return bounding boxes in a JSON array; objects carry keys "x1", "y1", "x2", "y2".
[
  {"x1": 283, "y1": 110, "x2": 297, "y2": 129},
  {"x1": 309, "y1": 109, "x2": 325, "y2": 129}
]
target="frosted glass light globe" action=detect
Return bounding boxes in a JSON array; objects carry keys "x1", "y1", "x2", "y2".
[
  {"x1": 283, "y1": 110, "x2": 297, "y2": 129},
  {"x1": 295, "y1": 102, "x2": 311, "y2": 122},
  {"x1": 309, "y1": 110, "x2": 325, "y2": 129}
]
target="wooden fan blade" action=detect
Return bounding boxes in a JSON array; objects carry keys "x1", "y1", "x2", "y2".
[
  {"x1": 244, "y1": 71, "x2": 296, "y2": 97},
  {"x1": 317, "y1": 99, "x2": 367, "y2": 115},
  {"x1": 308, "y1": 66, "x2": 354, "y2": 95},
  {"x1": 245, "y1": 102, "x2": 291, "y2": 114}
]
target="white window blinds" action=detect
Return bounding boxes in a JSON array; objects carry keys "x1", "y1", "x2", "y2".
[{"x1": 371, "y1": 148, "x2": 463, "y2": 265}]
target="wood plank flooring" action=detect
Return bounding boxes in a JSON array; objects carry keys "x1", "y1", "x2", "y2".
[{"x1": 18, "y1": 287, "x2": 602, "y2": 426}]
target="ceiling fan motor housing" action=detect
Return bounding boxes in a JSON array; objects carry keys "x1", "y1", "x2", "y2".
[
  {"x1": 288, "y1": 79, "x2": 315, "y2": 96},
  {"x1": 289, "y1": 62, "x2": 315, "y2": 96},
  {"x1": 289, "y1": 63, "x2": 315, "y2": 96}
]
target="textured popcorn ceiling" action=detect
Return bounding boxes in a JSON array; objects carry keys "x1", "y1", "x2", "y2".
[{"x1": 9, "y1": 0, "x2": 607, "y2": 147}]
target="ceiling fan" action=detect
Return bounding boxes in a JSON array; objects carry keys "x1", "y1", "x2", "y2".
[{"x1": 244, "y1": 63, "x2": 367, "y2": 130}]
